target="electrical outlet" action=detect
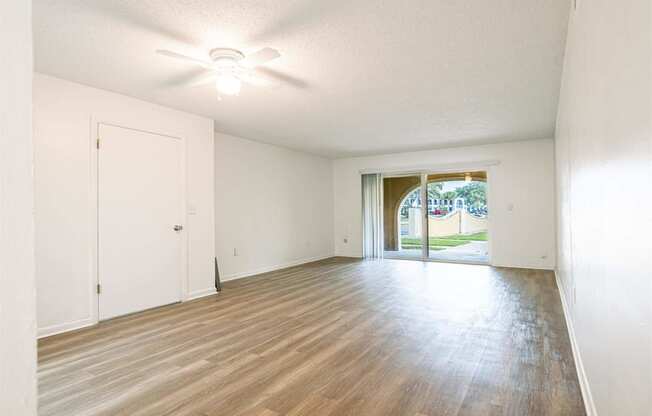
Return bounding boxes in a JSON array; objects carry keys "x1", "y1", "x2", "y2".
[{"x1": 233, "y1": 247, "x2": 238, "y2": 256}]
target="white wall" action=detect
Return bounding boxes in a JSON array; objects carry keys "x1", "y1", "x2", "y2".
[
  {"x1": 33, "y1": 74, "x2": 215, "y2": 337},
  {"x1": 215, "y1": 132, "x2": 334, "y2": 280},
  {"x1": 554, "y1": 1, "x2": 651, "y2": 415},
  {"x1": 0, "y1": 1, "x2": 37, "y2": 414},
  {"x1": 333, "y1": 139, "x2": 556, "y2": 269}
]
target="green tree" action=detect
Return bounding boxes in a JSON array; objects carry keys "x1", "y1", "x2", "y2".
[
  {"x1": 427, "y1": 182, "x2": 443, "y2": 200},
  {"x1": 455, "y1": 182, "x2": 486, "y2": 208},
  {"x1": 442, "y1": 190, "x2": 457, "y2": 200}
]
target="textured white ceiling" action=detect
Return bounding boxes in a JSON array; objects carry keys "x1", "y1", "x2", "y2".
[{"x1": 34, "y1": 0, "x2": 570, "y2": 157}]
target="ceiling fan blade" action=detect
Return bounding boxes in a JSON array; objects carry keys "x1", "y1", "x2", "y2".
[
  {"x1": 240, "y1": 47, "x2": 281, "y2": 68},
  {"x1": 240, "y1": 70, "x2": 280, "y2": 88},
  {"x1": 252, "y1": 67, "x2": 308, "y2": 89},
  {"x1": 156, "y1": 49, "x2": 212, "y2": 68},
  {"x1": 184, "y1": 71, "x2": 218, "y2": 87}
]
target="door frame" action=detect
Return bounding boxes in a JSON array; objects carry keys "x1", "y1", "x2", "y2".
[
  {"x1": 89, "y1": 118, "x2": 189, "y2": 324},
  {"x1": 376, "y1": 161, "x2": 496, "y2": 265}
]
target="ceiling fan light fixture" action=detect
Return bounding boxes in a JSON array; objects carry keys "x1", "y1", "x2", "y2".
[
  {"x1": 215, "y1": 74, "x2": 241, "y2": 96},
  {"x1": 157, "y1": 46, "x2": 285, "y2": 97}
]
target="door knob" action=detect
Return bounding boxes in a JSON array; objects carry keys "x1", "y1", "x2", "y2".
[{"x1": 174, "y1": 225, "x2": 183, "y2": 231}]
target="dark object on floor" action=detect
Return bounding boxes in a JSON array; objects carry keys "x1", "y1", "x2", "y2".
[{"x1": 215, "y1": 257, "x2": 221, "y2": 292}]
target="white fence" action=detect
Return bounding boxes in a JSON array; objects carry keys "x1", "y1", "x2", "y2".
[{"x1": 406, "y1": 209, "x2": 487, "y2": 237}]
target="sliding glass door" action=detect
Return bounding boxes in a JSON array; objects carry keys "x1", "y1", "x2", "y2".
[
  {"x1": 382, "y1": 171, "x2": 489, "y2": 264},
  {"x1": 383, "y1": 174, "x2": 426, "y2": 259}
]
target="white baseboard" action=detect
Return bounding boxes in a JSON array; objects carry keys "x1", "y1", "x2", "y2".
[
  {"x1": 39, "y1": 288, "x2": 219, "y2": 338},
  {"x1": 38, "y1": 317, "x2": 96, "y2": 339},
  {"x1": 555, "y1": 271, "x2": 598, "y2": 416},
  {"x1": 187, "y1": 287, "x2": 218, "y2": 300},
  {"x1": 220, "y1": 253, "x2": 335, "y2": 282},
  {"x1": 490, "y1": 260, "x2": 555, "y2": 270}
]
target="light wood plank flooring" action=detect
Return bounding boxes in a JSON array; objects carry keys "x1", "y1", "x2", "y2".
[{"x1": 38, "y1": 258, "x2": 585, "y2": 416}]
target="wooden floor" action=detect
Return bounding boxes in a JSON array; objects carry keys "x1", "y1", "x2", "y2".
[{"x1": 38, "y1": 258, "x2": 585, "y2": 416}]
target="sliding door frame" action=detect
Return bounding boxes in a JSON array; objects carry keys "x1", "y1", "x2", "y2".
[
  {"x1": 419, "y1": 173, "x2": 429, "y2": 259},
  {"x1": 378, "y1": 162, "x2": 496, "y2": 266}
]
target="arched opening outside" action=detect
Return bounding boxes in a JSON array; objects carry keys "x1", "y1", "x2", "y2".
[{"x1": 387, "y1": 174, "x2": 489, "y2": 262}]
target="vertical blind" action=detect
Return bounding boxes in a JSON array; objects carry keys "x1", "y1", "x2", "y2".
[{"x1": 361, "y1": 173, "x2": 383, "y2": 259}]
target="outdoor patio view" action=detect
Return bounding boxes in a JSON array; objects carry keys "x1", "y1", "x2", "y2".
[{"x1": 383, "y1": 173, "x2": 489, "y2": 263}]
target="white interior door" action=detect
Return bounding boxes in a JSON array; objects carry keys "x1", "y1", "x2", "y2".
[{"x1": 98, "y1": 123, "x2": 184, "y2": 320}]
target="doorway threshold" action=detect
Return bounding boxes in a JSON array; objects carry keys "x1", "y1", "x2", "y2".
[{"x1": 382, "y1": 252, "x2": 489, "y2": 266}]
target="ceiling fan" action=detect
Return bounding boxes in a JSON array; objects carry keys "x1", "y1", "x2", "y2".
[{"x1": 156, "y1": 47, "x2": 284, "y2": 97}]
